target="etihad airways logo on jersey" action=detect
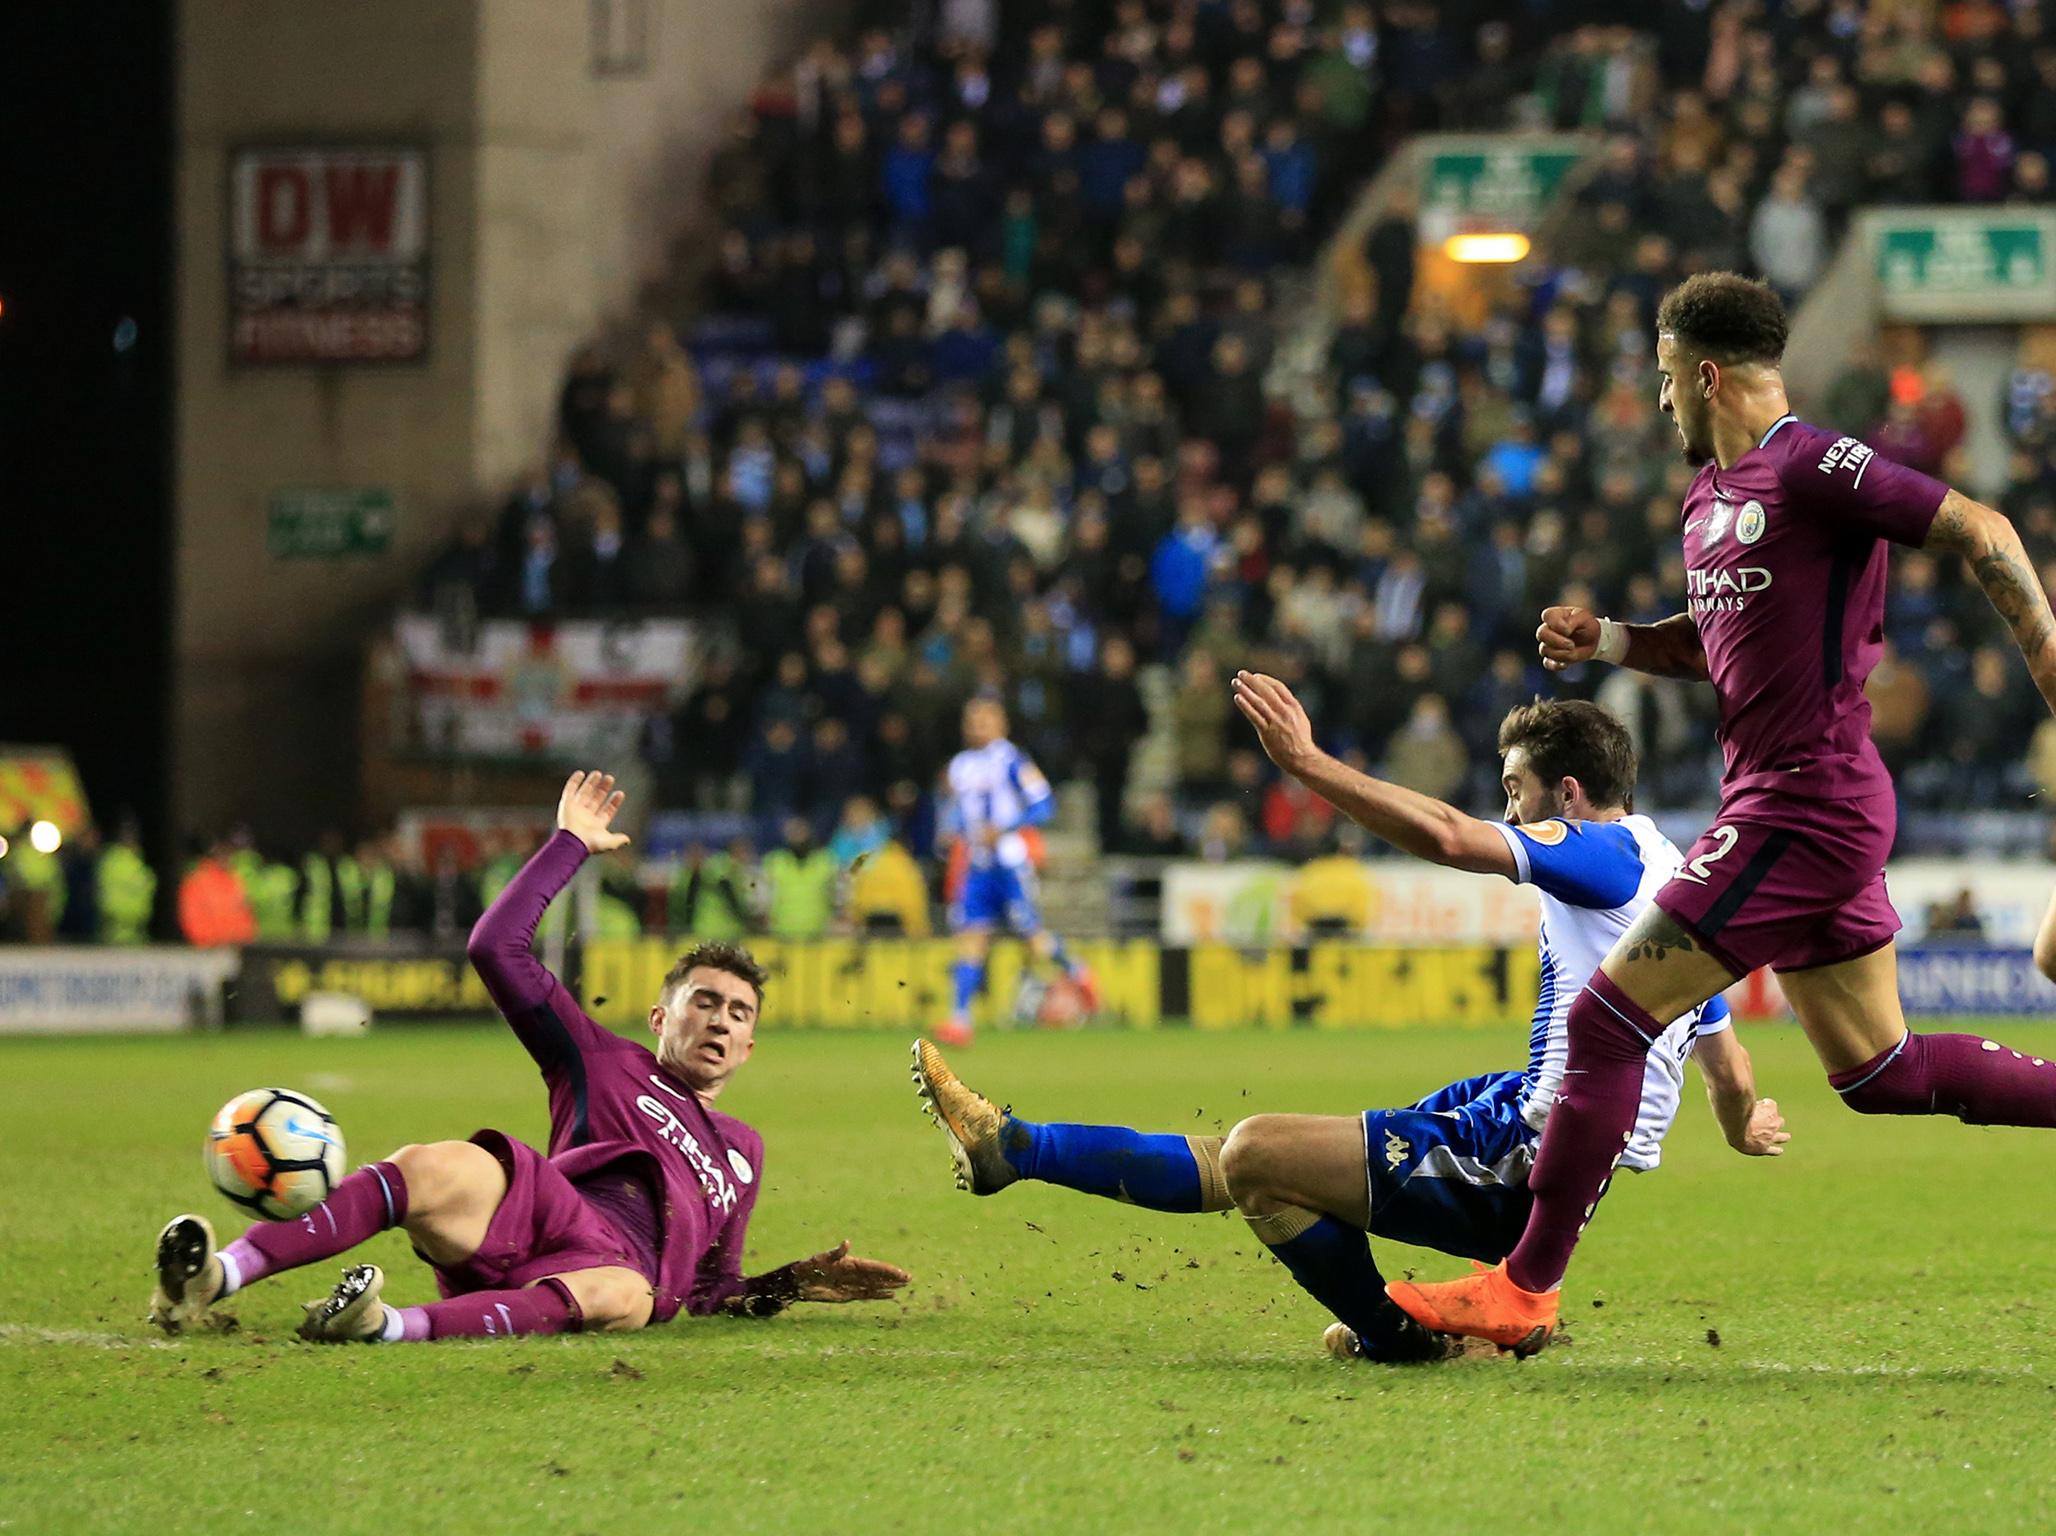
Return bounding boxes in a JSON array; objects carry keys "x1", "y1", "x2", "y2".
[
  {"x1": 1687, "y1": 565, "x2": 1773, "y2": 614},
  {"x1": 636, "y1": 1094, "x2": 740, "y2": 1214}
]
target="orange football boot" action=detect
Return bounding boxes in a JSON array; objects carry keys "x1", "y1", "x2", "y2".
[
  {"x1": 1385, "y1": 1260, "x2": 1559, "y2": 1358},
  {"x1": 933, "y1": 1016, "x2": 975, "y2": 1049},
  {"x1": 910, "y1": 1038, "x2": 1017, "y2": 1194}
]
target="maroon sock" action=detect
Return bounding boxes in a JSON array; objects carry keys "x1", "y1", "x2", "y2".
[
  {"x1": 1831, "y1": 1032, "x2": 2056, "y2": 1126},
  {"x1": 1506, "y1": 973, "x2": 1659, "y2": 1294},
  {"x1": 217, "y1": 1161, "x2": 409, "y2": 1293},
  {"x1": 394, "y1": 1277, "x2": 581, "y2": 1341}
]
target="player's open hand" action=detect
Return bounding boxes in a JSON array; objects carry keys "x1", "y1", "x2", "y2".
[
  {"x1": 1232, "y1": 670, "x2": 1317, "y2": 774},
  {"x1": 557, "y1": 770, "x2": 631, "y2": 854},
  {"x1": 1537, "y1": 606, "x2": 1603, "y2": 672},
  {"x1": 1737, "y1": 1097, "x2": 1789, "y2": 1157},
  {"x1": 793, "y1": 1240, "x2": 911, "y2": 1303}
]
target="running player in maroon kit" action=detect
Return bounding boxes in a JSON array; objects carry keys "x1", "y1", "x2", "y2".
[
  {"x1": 149, "y1": 771, "x2": 908, "y2": 1341},
  {"x1": 1390, "y1": 274, "x2": 2056, "y2": 1355}
]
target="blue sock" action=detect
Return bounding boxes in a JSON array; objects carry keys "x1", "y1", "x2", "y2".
[
  {"x1": 1252, "y1": 1210, "x2": 1413, "y2": 1355},
  {"x1": 1002, "y1": 1118, "x2": 1228, "y2": 1213},
  {"x1": 950, "y1": 958, "x2": 985, "y2": 1018}
]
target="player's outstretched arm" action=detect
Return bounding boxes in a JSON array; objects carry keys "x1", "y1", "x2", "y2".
[
  {"x1": 467, "y1": 770, "x2": 630, "y2": 1067},
  {"x1": 1538, "y1": 606, "x2": 1709, "y2": 681},
  {"x1": 1231, "y1": 670, "x2": 1515, "y2": 875},
  {"x1": 1925, "y1": 490, "x2": 2056, "y2": 717},
  {"x1": 1694, "y1": 1026, "x2": 1787, "y2": 1156}
]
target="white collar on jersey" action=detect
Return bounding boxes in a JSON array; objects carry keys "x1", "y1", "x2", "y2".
[{"x1": 1758, "y1": 413, "x2": 1797, "y2": 449}]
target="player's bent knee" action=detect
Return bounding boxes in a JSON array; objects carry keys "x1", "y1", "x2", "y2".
[
  {"x1": 552, "y1": 1267, "x2": 654, "y2": 1332},
  {"x1": 1220, "y1": 1116, "x2": 1290, "y2": 1207},
  {"x1": 390, "y1": 1140, "x2": 504, "y2": 1217}
]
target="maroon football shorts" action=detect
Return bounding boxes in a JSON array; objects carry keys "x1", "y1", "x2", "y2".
[
  {"x1": 1654, "y1": 786, "x2": 1901, "y2": 976},
  {"x1": 429, "y1": 1130, "x2": 655, "y2": 1297}
]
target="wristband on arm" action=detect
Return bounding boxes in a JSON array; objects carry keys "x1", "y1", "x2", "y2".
[{"x1": 1594, "y1": 617, "x2": 1629, "y2": 665}]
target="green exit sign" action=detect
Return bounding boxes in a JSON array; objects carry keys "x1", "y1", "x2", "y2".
[
  {"x1": 1422, "y1": 148, "x2": 1583, "y2": 222},
  {"x1": 268, "y1": 487, "x2": 395, "y2": 558},
  {"x1": 1872, "y1": 210, "x2": 2056, "y2": 321}
]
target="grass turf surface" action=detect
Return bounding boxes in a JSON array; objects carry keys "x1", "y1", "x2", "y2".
[{"x1": 4, "y1": 1020, "x2": 2055, "y2": 1534}]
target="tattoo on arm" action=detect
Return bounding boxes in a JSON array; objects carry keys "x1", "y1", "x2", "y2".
[
  {"x1": 1926, "y1": 492, "x2": 1970, "y2": 550},
  {"x1": 1621, "y1": 613, "x2": 1709, "y2": 681},
  {"x1": 1928, "y1": 490, "x2": 2056, "y2": 715},
  {"x1": 1618, "y1": 909, "x2": 1701, "y2": 966},
  {"x1": 1972, "y1": 546, "x2": 2056, "y2": 657}
]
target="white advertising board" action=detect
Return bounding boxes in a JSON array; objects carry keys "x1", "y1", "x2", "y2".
[{"x1": 0, "y1": 949, "x2": 241, "y2": 1034}]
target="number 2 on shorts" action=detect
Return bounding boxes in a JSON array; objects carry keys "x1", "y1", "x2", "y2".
[{"x1": 1683, "y1": 825, "x2": 1740, "y2": 884}]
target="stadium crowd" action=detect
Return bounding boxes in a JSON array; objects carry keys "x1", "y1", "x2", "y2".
[{"x1": 404, "y1": 0, "x2": 2056, "y2": 872}]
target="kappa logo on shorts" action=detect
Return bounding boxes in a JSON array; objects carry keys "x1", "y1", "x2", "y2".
[
  {"x1": 1383, "y1": 1130, "x2": 1410, "y2": 1171},
  {"x1": 1516, "y1": 820, "x2": 1569, "y2": 845},
  {"x1": 1735, "y1": 499, "x2": 1767, "y2": 544}
]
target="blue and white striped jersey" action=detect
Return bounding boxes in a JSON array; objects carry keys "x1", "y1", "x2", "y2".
[
  {"x1": 1491, "y1": 814, "x2": 1731, "y2": 1172},
  {"x1": 944, "y1": 739, "x2": 1056, "y2": 871}
]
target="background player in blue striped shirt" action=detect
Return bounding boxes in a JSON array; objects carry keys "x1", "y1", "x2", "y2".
[
  {"x1": 916, "y1": 682, "x2": 1786, "y2": 1361},
  {"x1": 934, "y1": 697, "x2": 1099, "y2": 1048}
]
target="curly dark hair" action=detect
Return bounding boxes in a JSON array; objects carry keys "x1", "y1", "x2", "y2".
[
  {"x1": 1497, "y1": 698, "x2": 1638, "y2": 811},
  {"x1": 1655, "y1": 272, "x2": 1789, "y2": 365},
  {"x1": 662, "y1": 941, "x2": 769, "y2": 1008}
]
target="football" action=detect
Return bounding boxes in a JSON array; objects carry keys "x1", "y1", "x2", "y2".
[
  {"x1": 1031, "y1": 975, "x2": 1092, "y2": 1031},
  {"x1": 205, "y1": 1088, "x2": 346, "y2": 1220}
]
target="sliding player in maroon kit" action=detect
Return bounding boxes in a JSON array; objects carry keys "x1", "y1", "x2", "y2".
[
  {"x1": 149, "y1": 771, "x2": 908, "y2": 1341},
  {"x1": 1391, "y1": 274, "x2": 2056, "y2": 1355}
]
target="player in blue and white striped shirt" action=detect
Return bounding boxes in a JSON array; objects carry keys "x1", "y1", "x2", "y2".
[
  {"x1": 914, "y1": 684, "x2": 1787, "y2": 1362},
  {"x1": 934, "y1": 698, "x2": 1098, "y2": 1047}
]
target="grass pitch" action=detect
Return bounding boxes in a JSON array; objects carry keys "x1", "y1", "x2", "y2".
[{"x1": 5, "y1": 1019, "x2": 2055, "y2": 1534}]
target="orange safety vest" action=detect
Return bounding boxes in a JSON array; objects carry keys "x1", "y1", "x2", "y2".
[{"x1": 178, "y1": 859, "x2": 255, "y2": 947}]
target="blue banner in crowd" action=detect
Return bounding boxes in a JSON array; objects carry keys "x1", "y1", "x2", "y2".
[{"x1": 1896, "y1": 947, "x2": 2055, "y2": 1016}]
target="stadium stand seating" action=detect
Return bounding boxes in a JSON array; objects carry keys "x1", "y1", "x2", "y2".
[{"x1": 408, "y1": 0, "x2": 2056, "y2": 875}]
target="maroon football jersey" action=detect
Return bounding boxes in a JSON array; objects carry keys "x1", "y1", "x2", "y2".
[
  {"x1": 1678, "y1": 415, "x2": 1947, "y2": 802},
  {"x1": 470, "y1": 832, "x2": 763, "y2": 1323}
]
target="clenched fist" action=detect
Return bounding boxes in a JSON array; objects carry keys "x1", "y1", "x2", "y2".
[{"x1": 1536, "y1": 606, "x2": 1603, "y2": 672}]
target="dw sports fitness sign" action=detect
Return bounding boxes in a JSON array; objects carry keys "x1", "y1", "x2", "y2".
[{"x1": 228, "y1": 145, "x2": 429, "y2": 365}]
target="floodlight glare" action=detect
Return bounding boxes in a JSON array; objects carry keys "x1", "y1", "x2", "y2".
[{"x1": 1444, "y1": 232, "x2": 1530, "y2": 264}]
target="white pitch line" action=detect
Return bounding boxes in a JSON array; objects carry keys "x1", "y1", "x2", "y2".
[
  {"x1": 0, "y1": 1324, "x2": 172, "y2": 1349},
  {"x1": 1738, "y1": 1359, "x2": 2039, "y2": 1379}
]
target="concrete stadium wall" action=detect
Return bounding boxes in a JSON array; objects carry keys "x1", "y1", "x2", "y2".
[
  {"x1": 173, "y1": 0, "x2": 822, "y2": 843},
  {"x1": 471, "y1": 0, "x2": 820, "y2": 486}
]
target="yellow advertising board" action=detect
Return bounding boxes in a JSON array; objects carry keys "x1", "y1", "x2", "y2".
[{"x1": 580, "y1": 939, "x2": 1534, "y2": 1032}]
